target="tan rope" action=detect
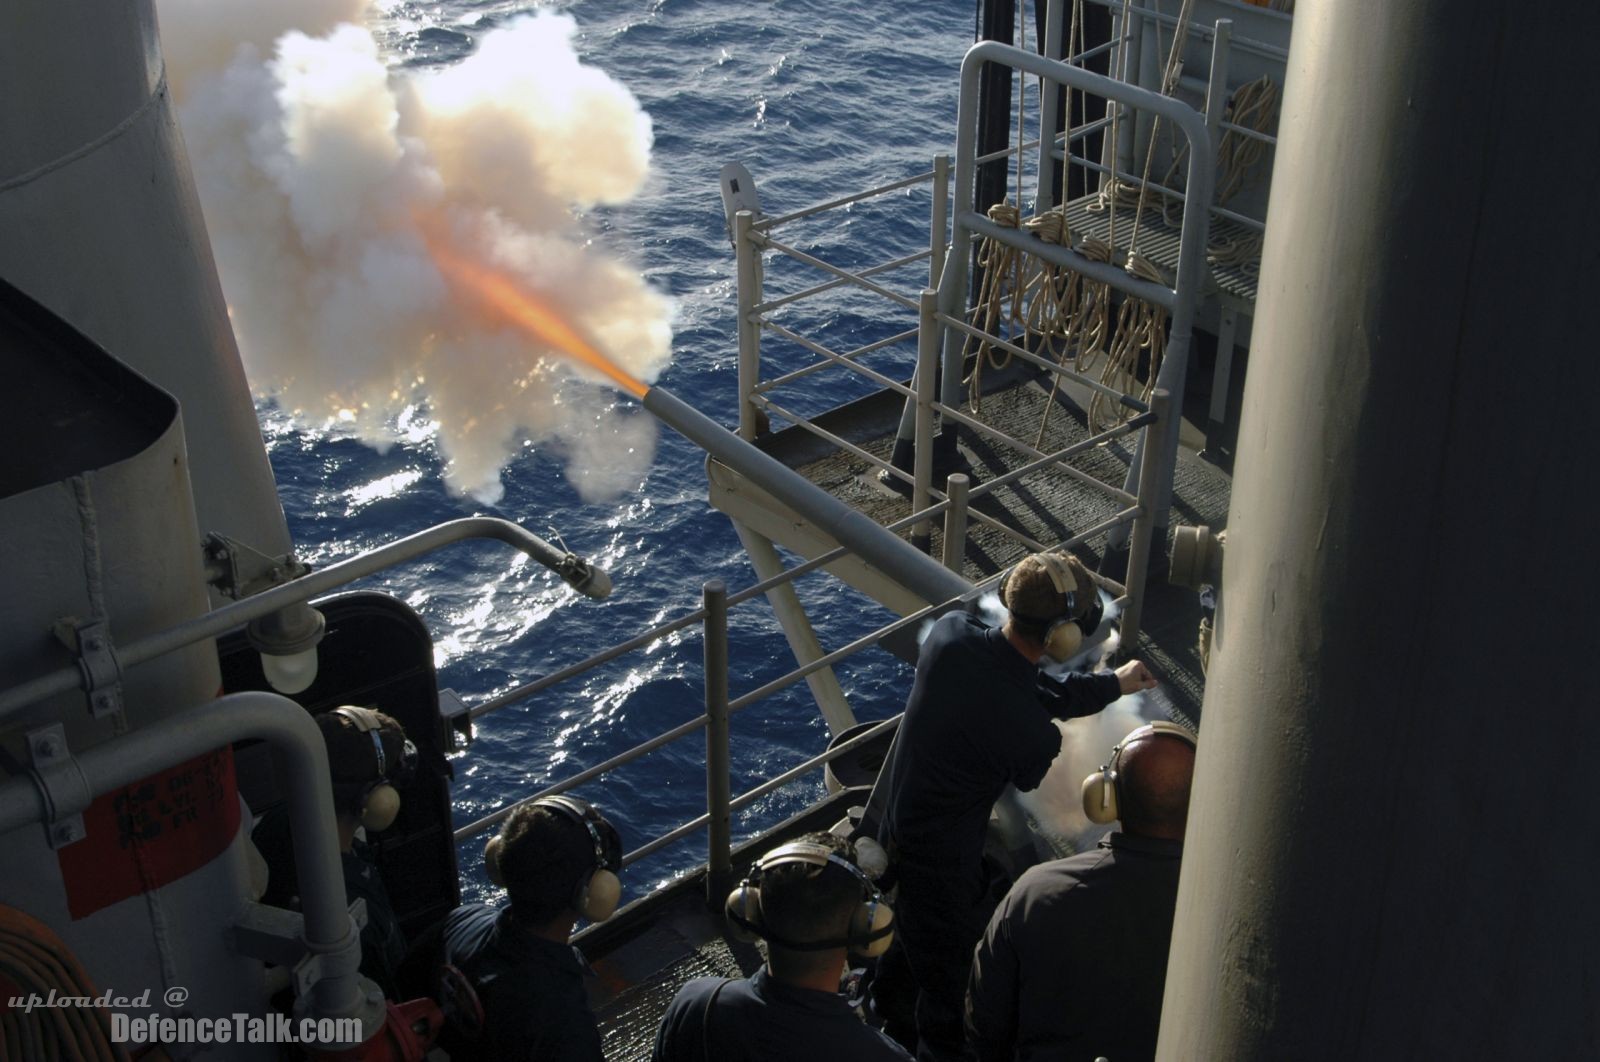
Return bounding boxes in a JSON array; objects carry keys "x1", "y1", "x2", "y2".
[
  {"x1": 1089, "y1": 252, "x2": 1168, "y2": 430},
  {"x1": 1160, "y1": 73, "x2": 1280, "y2": 277},
  {"x1": 962, "y1": 202, "x2": 1025, "y2": 411}
]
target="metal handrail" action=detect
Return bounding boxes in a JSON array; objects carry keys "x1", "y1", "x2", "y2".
[
  {"x1": 753, "y1": 232, "x2": 921, "y2": 312},
  {"x1": 752, "y1": 326, "x2": 920, "y2": 394},
  {"x1": 756, "y1": 168, "x2": 937, "y2": 232},
  {"x1": 0, "y1": 518, "x2": 610, "y2": 720},
  {"x1": 754, "y1": 250, "x2": 931, "y2": 316}
]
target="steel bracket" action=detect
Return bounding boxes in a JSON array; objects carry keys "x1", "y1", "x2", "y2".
[
  {"x1": 203, "y1": 532, "x2": 311, "y2": 601},
  {"x1": 75, "y1": 620, "x2": 123, "y2": 720},
  {"x1": 27, "y1": 724, "x2": 89, "y2": 849}
]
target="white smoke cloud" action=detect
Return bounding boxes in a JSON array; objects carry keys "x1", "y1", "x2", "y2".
[{"x1": 159, "y1": 2, "x2": 673, "y2": 502}]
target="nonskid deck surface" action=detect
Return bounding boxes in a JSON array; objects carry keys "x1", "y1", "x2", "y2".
[{"x1": 759, "y1": 364, "x2": 1230, "y2": 725}]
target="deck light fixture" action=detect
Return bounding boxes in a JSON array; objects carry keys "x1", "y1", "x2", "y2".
[{"x1": 246, "y1": 602, "x2": 327, "y2": 695}]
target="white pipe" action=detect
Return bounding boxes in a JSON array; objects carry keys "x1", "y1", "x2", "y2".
[{"x1": 0, "y1": 691, "x2": 371, "y2": 1026}]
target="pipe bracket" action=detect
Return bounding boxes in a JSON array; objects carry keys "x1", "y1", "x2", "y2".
[{"x1": 27, "y1": 724, "x2": 90, "y2": 848}]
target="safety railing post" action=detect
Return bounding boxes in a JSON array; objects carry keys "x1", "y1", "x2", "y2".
[
  {"x1": 930, "y1": 154, "x2": 950, "y2": 289},
  {"x1": 1204, "y1": 20, "x2": 1234, "y2": 154},
  {"x1": 703, "y1": 580, "x2": 733, "y2": 906},
  {"x1": 734, "y1": 210, "x2": 763, "y2": 441},
  {"x1": 1119, "y1": 389, "x2": 1170, "y2": 651},
  {"x1": 912, "y1": 289, "x2": 939, "y2": 553},
  {"x1": 942, "y1": 473, "x2": 970, "y2": 573}
]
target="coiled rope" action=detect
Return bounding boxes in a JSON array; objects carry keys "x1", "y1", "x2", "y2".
[{"x1": 0, "y1": 905, "x2": 124, "y2": 1062}]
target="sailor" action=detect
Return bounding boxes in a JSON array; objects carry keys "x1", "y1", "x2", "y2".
[
  {"x1": 253, "y1": 705, "x2": 415, "y2": 1000},
  {"x1": 965, "y1": 722, "x2": 1195, "y2": 1062},
  {"x1": 873, "y1": 550, "x2": 1156, "y2": 1062},
  {"x1": 651, "y1": 833, "x2": 911, "y2": 1061},
  {"x1": 426, "y1": 795, "x2": 622, "y2": 1062}
]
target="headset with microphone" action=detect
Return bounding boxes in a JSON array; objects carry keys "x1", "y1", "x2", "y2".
[
  {"x1": 484, "y1": 795, "x2": 623, "y2": 924},
  {"x1": 332, "y1": 705, "x2": 417, "y2": 833},
  {"x1": 1080, "y1": 721, "x2": 1197, "y2": 824},
  {"x1": 1000, "y1": 551, "x2": 1106, "y2": 663},
  {"x1": 724, "y1": 840, "x2": 894, "y2": 959}
]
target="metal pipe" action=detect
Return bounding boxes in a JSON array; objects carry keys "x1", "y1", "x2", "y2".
[
  {"x1": 702, "y1": 580, "x2": 732, "y2": 906},
  {"x1": 1037, "y1": 0, "x2": 1066, "y2": 210},
  {"x1": 930, "y1": 154, "x2": 950, "y2": 287},
  {"x1": 734, "y1": 210, "x2": 762, "y2": 440},
  {"x1": 943, "y1": 473, "x2": 972, "y2": 572},
  {"x1": 641, "y1": 387, "x2": 972, "y2": 607},
  {"x1": 0, "y1": 517, "x2": 611, "y2": 719},
  {"x1": 1117, "y1": 389, "x2": 1169, "y2": 649},
  {"x1": 1204, "y1": 20, "x2": 1234, "y2": 155},
  {"x1": 912, "y1": 290, "x2": 938, "y2": 551},
  {"x1": 732, "y1": 522, "x2": 856, "y2": 735},
  {"x1": 0, "y1": 692, "x2": 367, "y2": 1024}
]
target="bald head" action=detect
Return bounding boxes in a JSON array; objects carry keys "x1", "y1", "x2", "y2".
[{"x1": 1117, "y1": 730, "x2": 1196, "y2": 840}]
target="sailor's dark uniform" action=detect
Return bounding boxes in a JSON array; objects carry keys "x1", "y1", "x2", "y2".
[
  {"x1": 965, "y1": 833, "x2": 1184, "y2": 1062},
  {"x1": 253, "y1": 808, "x2": 407, "y2": 999},
  {"x1": 876, "y1": 610, "x2": 1121, "y2": 1061},
  {"x1": 439, "y1": 903, "x2": 604, "y2": 1062},
  {"x1": 652, "y1": 966, "x2": 911, "y2": 1061}
]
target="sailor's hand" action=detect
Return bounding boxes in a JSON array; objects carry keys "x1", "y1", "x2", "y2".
[{"x1": 1115, "y1": 659, "x2": 1157, "y2": 694}]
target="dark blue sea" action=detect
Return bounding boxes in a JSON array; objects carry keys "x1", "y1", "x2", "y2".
[{"x1": 259, "y1": 0, "x2": 975, "y2": 904}]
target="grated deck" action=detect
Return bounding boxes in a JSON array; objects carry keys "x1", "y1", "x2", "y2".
[{"x1": 766, "y1": 364, "x2": 1230, "y2": 723}]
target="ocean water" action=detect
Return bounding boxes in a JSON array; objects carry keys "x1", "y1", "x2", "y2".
[{"x1": 260, "y1": 0, "x2": 977, "y2": 904}]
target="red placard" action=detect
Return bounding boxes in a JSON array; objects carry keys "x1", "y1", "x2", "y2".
[{"x1": 57, "y1": 747, "x2": 240, "y2": 920}]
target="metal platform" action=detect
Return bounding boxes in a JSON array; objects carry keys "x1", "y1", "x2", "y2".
[
  {"x1": 713, "y1": 363, "x2": 1229, "y2": 724},
  {"x1": 1061, "y1": 195, "x2": 1261, "y2": 305}
]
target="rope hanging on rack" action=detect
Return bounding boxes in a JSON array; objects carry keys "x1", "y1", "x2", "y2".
[
  {"x1": 1089, "y1": 252, "x2": 1168, "y2": 430},
  {"x1": 1161, "y1": 73, "x2": 1280, "y2": 276},
  {"x1": 1025, "y1": 0, "x2": 1123, "y2": 446},
  {"x1": 962, "y1": 202, "x2": 1025, "y2": 411},
  {"x1": 962, "y1": 1, "x2": 1035, "y2": 414},
  {"x1": 1032, "y1": 234, "x2": 1115, "y2": 447},
  {"x1": 1081, "y1": 0, "x2": 1193, "y2": 431}
]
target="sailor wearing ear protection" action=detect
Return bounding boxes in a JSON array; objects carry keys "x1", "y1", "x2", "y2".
[
  {"x1": 966, "y1": 722, "x2": 1195, "y2": 1062},
  {"x1": 252, "y1": 706, "x2": 416, "y2": 999},
  {"x1": 434, "y1": 795, "x2": 622, "y2": 1062},
  {"x1": 651, "y1": 833, "x2": 910, "y2": 1062},
  {"x1": 869, "y1": 551, "x2": 1157, "y2": 1062}
]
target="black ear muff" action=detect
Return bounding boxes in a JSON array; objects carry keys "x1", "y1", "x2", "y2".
[
  {"x1": 722, "y1": 841, "x2": 894, "y2": 958},
  {"x1": 1081, "y1": 722, "x2": 1197, "y2": 824},
  {"x1": 533, "y1": 795, "x2": 622, "y2": 923}
]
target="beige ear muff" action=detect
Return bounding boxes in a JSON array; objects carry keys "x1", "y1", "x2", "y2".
[
  {"x1": 1043, "y1": 620, "x2": 1085, "y2": 662},
  {"x1": 724, "y1": 881, "x2": 763, "y2": 942},
  {"x1": 849, "y1": 897, "x2": 895, "y2": 959},
  {"x1": 483, "y1": 835, "x2": 507, "y2": 887},
  {"x1": 1081, "y1": 763, "x2": 1120, "y2": 824},
  {"x1": 361, "y1": 783, "x2": 401, "y2": 833},
  {"x1": 1080, "y1": 722, "x2": 1197, "y2": 824},
  {"x1": 576, "y1": 867, "x2": 621, "y2": 923}
]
